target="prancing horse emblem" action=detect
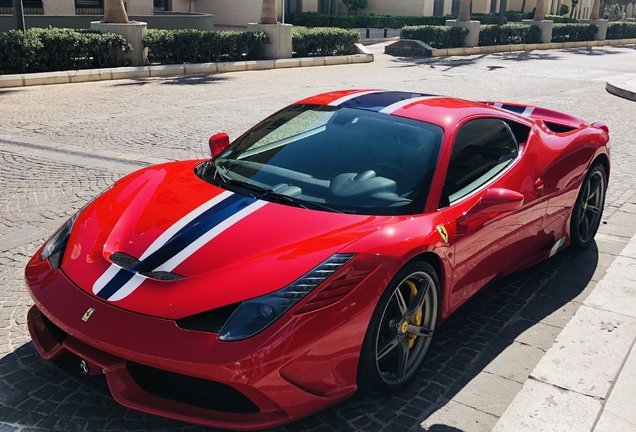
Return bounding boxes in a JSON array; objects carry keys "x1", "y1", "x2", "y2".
[
  {"x1": 436, "y1": 225, "x2": 449, "y2": 244},
  {"x1": 82, "y1": 308, "x2": 95, "y2": 322}
]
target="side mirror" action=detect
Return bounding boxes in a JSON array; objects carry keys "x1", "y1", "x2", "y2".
[
  {"x1": 209, "y1": 132, "x2": 230, "y2": 158},
  {"x1": 472, "y1": 188, "x2": 524, "y2": 214}
]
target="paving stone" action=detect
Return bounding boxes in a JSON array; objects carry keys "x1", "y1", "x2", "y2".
[
  {"x1": 420, "y1": 400, "x2": 498, "y2": 432},
  {"x1": 452, "y1": 372, "x2": 523, "y2": 417},
  {"x1": 483, "y1": 342, "x2": 546, "y2": 383},
  {"x1": 594, "y1": 411, "x2": 636, "y2": 432}
]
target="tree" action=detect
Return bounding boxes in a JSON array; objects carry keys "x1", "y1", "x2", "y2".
[
  {"x1": 590, "y1": 0, "x2": 601, "y2": 19},
  {"x1": 260, "y1": 0, "x2": 277, "y2": 24},
  {"x1": 104, "y1": 0, "x2": 129, "y2": 23},
  {"x1": 342, "y1": 0, "x2": 368, "y2": 14},
  {"x1": 458, "y1": 0, "x2": 471, "y2": 21},
  {"x1": 534, "y1": 0, "x2": 546, "y2": 20},
  {"x1": 560, "y1": 3, "x2": 569, "y2": 15},
  {"x1": 607, "y1": 2, "x2": 622, "y2": 19}
]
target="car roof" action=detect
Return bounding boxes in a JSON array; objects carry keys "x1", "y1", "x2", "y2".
[{"x1": 295, "y1": 90, "x2": 536, "y2": 129}]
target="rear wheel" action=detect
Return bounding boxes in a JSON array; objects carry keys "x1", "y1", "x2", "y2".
[
  {"x1": 357, "y1": 261, "x2": 439, "y2": 396},
  {"x1": 570, "y1": 162, "x2": 607, "y2": 249}
]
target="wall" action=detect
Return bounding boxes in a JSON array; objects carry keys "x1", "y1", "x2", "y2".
[
  {"x1": 0, "y1": 13, "x2": 214, "y2": 33},
  {"x1": 194, "y1": 0, "x2": 283, "y2": 26},
  {"x1": 335, "y1": 0, "x2": 426, "y2": 15}
]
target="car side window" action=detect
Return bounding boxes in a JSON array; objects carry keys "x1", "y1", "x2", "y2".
[{"x1": 441, "y1": 118, "x2": 519, "y2": 207}]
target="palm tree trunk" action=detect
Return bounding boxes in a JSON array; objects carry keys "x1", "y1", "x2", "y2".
[
  {"x1": 589, "y1": 0, "x2": 600, "y2": 19},
  {"x1": 458, "y1": 0, "x2": 471, "y2": 21},
  {"x1": 521, "y1": 0, "x2": 527, "y2": 12},
  {"x1": 104, "y1": 0, "x2": 128, "y2": 23},
  {"x1": 534, "y1": 0, "x2": 546, "y2": 20},
  {"x1": 261, "y1": 0, "x2": 277, "y2": 24}
]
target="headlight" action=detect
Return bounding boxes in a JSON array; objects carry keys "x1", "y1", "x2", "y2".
[
  {"x1": 40, "y1": 212, "x2": 79, "y2": 267},
  {"x1": 218, "y1": 254, "x2": 355, "y2": 341},
  {"x1": 40, "y1": 187, "x2": 111, "y2": 269}
]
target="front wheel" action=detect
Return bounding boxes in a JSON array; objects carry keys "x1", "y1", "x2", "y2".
[
  {"x1": 570, "y1": 162, "x2": 607, "y2": 249},
  {"x1": 357, "y1": 261, "x2": 440, "y2": 396}
]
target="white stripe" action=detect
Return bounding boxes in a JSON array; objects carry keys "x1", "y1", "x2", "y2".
[
  {"x1": 521, "y1": 107, "x2": 535, "y2": 117},
  {"x1": 378, "y1": 96, "x2": 437, "y2": 114},
  {"x1": 154, "y1": 200, "x2": 269, "y2": 273},
  {"x1": 92, "y1": 264, "x2": 121, "y2": 295},
  {"x1": 140, "y1": 190, "x2": 234, "y2": 260},
  {"x1": 328, "y1": 90, "x2": 381, "y2": 106},
  {"x1": 494, "y1": 103, "x2": 504, "y2": 108},
  {"x1": 92, "y1": 190, "x2": 234, "y2": 297},
  {"x1": 107, "y1": 274, "x2": 148, "y2": 302}
]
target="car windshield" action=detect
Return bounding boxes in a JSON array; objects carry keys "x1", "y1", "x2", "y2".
[{"x1": 198, "y1": 104, "x2": 444, "y2": 216}]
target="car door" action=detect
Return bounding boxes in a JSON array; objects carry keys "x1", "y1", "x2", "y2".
[{"x1": 438, "y1": 118, "x2": 547, "y2": 312}]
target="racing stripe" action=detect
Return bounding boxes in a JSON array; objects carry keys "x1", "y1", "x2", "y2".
[
  {"x1": 378, "y1": 96, "x2": 437, "y2": 114},
  {"x1": 336, "y1": 91, "x2": 435, "y2": 113},
  {"x1": 327, "y1": 90, "x2": 380, "y2": 106},
  {"x1": 92, "y1": 191, "x2": 267, "y2": 302}
]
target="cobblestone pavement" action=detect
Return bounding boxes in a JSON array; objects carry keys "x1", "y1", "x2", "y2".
[{"x1": 1, "y1": 45, "x2": 635, "y2": 432}]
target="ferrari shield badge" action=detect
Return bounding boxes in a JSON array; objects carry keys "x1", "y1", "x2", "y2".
[
  {"x1": 436, "y1": 225, "x2": 449, "y2": 244},
  {"x1": 82, "y1": 308, "x2": 95, "y2": 322}
]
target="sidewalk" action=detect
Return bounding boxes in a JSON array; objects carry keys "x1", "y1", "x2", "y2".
[
  {"x1": 494, "y1": 233, "x2": 636, "y2": 431},
  {"x1": 606, "y1": 74, "x2": 636, "y2": 102}
]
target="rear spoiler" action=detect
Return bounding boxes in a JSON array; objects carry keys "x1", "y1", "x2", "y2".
[{"x1": 479, "y1": 101, "x2": 588, "y2": 132}]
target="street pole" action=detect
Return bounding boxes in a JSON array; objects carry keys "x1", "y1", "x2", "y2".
[
  {"x1": 12, "y1": 0, "x2": 25, "y2": 32},
  {"x1": 498, "y1": 0, "x2": 507, "y2": 25}
]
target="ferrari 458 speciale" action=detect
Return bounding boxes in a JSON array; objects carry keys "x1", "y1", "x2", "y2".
[{"x1": 25, "y1": 90, "x2": 610, "y2": 430}]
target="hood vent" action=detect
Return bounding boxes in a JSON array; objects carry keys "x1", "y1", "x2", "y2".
[{"x1": 109, "y1": 252, "x2": 185, "y2": 281}]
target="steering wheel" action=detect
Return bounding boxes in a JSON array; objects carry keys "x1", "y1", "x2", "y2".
[{"x1": 368, "y1": 163, "x2": 408, "y2": 185}]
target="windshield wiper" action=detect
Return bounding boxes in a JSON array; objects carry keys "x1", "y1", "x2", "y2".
[{"x1": 212, "y1": 164, "x2": 341, "y2": 213}]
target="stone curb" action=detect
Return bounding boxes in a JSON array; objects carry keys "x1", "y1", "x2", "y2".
[
  {"x1": 429, "y1": 37, "x2": 636, "y2": 57},
  {"x1": 606, "y1": 77, "x2": 636, "y2": 102},
  {"x1": 493, "y1": 233, "x2": 636, "y2": 432},
  {"x1": 0, "y1": 44, "x2": 373, "y2": 89}
]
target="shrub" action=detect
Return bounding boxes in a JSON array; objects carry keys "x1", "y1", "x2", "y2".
[
  {"x1": 551, "y1": 23, "x2": 597, "y2": 42},
  {"x1": 607, "y1": 3, "x2": 622, "y2": 21},
  {"x1": 0, "y1": 27, "x2": 131, "y2": 74},
  {"x1": 292, "y1": 27, "x2": 360, "y2": 57},
  {"x1": 545, "y1": 14, "x2": 579, "y2": 23},
  {"x1": 478, "y1": 24, "x2": 542, "y2": 45},
  {"x1": 400, "y1": 25, "x2": 467, "y2": 49},
  {"x1": 560, "y1": 4, "x2": 570, "y2": 16},
  {"x1": 144, "y1": 29, "x2": 268, "y2": 64},
  {"x1": 606, "y1": 22, "x2": 636, "y2": 39},
  {"x1": 342, "y1": 0, "x2": 368, "y2": 14},
  {"x1": 504, "y1": 11, "x2": 534, "y2": 22},
  {"x1": 288, "y1": 12, "x2": 451, "y2": 29}
]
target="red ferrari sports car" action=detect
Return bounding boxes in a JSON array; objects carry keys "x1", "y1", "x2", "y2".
[{"x1": 25, "y1": 90, "x2": 609, "y2": 430}]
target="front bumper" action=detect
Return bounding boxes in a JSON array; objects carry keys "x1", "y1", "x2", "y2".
[{"x1": 24, "y1": 252, "x2": 390, "y2": 430}]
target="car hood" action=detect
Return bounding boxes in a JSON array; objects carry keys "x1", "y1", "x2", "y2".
[{"x1": 62, "y1": 161, "x2": 391, "y2": 320}]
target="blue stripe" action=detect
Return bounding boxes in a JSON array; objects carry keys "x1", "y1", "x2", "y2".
[
  {"x1": 97, "y1": 268, "x2": 136, "y2": 300},
  {"x1": 501, "y1": 104, "x2": 526, "y2": 115},
  {"x1": 133, "y1": 194, "x2": 255, "y2": 272},
  {"x1": 339, "y1": 91, "x2": 434, "y2": 112}
]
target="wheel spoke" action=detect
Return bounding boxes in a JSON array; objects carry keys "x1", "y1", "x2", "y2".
[
  {"x1": 377, "y1": 334, "x2": 400, "y2": 361},
  {"x1": 586, "y1": 205, "x2": 601, "y2": 215},
  {"x1": 587, "y1": 176, "x2": 601, "y2": 201},
  {"x1": 394, "y1": 290, "x2": 408, "y2": 316},
  {"x1": 407, "y1": 323, "x2": 434, "y2": 338},
  {"x1": 580, "y1": 214, "x2": 590, "y2": 238},
  {"x1": 405, "y1": 280, "x2": 430, "y2": 319},
  {"x1": 395, "y1": 337, "x2": 409, "y2": 381}
]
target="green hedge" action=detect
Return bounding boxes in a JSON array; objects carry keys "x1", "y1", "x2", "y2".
[
  {"x1": 144, "y1": 29, "x2": 268, "y2": 64},
  {"x1": 550, "y1": 23, "x2": 597, "y2": 42},
  {"x1": 401, "y1": 25, "x2": 468, "y2": 49},
  {"x1": 545, "y1": 14, "x2": 579, "y2": 23},
  {"x1": 478, "y1": 24, "x2": 542, "y2": 46},
  {"x1": 0, "y1": 27, "x2": 131, "y2": 74},
  {"x1": 606, "y1": 22, "x2": 636, "y2": 39},
  {"x1": 292, "y1": 27, "x2": 359, "y2": 57}
]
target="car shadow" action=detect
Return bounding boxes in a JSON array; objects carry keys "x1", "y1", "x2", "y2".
[
  {"x1": 111, "y1": 74, "x2": 229, "y2": 87},
  {"x1": 0, "y1": 242, "x2": 602, "y2": 431}
]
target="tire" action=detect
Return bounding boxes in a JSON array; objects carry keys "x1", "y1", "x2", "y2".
[
  {"x1": 570, "y1": 162, "x2": 607, "y2": 249},
  {"x1": 357, "y1": 261, "x2": 440, "y2": 396}
]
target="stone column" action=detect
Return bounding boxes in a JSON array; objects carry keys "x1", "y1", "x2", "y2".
[
  {"x1": 522, "y1": 19, "x2": 554, "y2": 43},
  {"x1": 446, "y1": 20, "x2": 481, "y2": 48},
  {"x1": 42, "y1": 0, "x2": 75, "y2": 15},
  {"x1": 247, "y1": 23, "x2": 293, "y2": 59},
  {"x1": 579, "y1": 19, "x2": 608, "y2": 40},
  {"x1": 91, "y1": 21, "x2": 148, "y2": 66}
]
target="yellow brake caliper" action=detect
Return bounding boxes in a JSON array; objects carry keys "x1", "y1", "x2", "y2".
[{"x1": 404, "y1": 280, "x2": 422, "y2": 349}]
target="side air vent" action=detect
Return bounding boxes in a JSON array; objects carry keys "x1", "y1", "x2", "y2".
[
  {"x1": 109, "y1": 252, "x2": 184, "y2": 281},
  {"x1": 109, "y1": 252, "x2": 140, "y2": 270},
  {"x1": 176, "y1": 303, "x2": 242, "y2": 333}
]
